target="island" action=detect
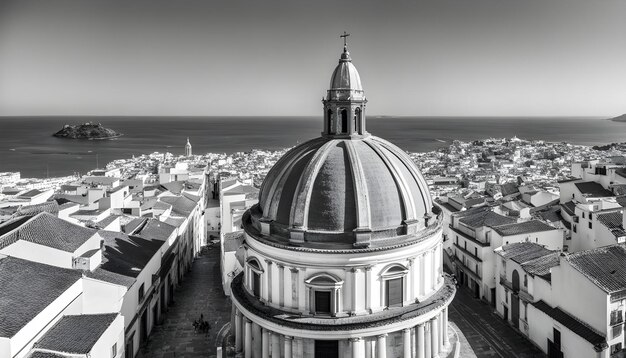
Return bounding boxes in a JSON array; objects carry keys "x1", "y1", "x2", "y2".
[
  {"x1": 53, "y1": 122, "x2": 122, "y2": 139},
  {"x1": 609, "y1": 113, "x2": 626, "y2": 122}
]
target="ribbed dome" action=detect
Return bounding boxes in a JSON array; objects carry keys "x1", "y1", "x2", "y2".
[
  {"x1": 249, "y1": 135, "x2": 433, "y2": 247},
  {"x1": 330, "y1": 60, "x2": 362, "y2": 91}
]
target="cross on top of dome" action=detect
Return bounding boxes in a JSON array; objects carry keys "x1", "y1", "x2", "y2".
[{"x1": 340, "y1": 31, "x2": 351, "y2": 62}]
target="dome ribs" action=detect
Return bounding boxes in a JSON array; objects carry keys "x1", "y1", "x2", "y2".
[
  {"x1": 362, "y1": 139, "x2": 417, "y2": 225},
  {"x1": 288, "y1": 139, "x2": 338, "y2": 243},
  {"x1": 344, "y1": 140, "x2": 372, "y2": 246},
  {"x1": 372, "y1": 137, "x2": 432, "y2": 218},
  {"x1": 261, "y1": 138, "x2": 326, "y2": 221}
]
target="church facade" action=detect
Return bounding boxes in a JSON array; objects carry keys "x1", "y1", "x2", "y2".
[{"x1": 230, "y1": 40, "x2": 456, "y2": 358}]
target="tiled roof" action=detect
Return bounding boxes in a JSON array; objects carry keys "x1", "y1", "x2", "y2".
[
  {"x1": 0, "y1": 257, "x2": 82, "y2": 337},
  {"x1": 574, "y1": 182, "x2": 614, "y2": 198},
  {"x1": 224, "y1": 231, "x2": 244, "y2": 252},
  {"x1": 531, "y1": 300, "x2": 606, "y2": 348},
  {"x1": 566, "y1": 244, "x2": 626, "y2": 293},
  {"x1": 534, "y1": 207, "x2": 562, "y2": 223},
  {"x1": 501, "y1": 182, "x2": 520, "y2": 196},
  {"x1": 160, "y1": 181, "x2": 184, "y2": 195},
  {"x1": 0, "y1": 212, "x2": 98, "y2": 252},
  {"x1": 97, "y1": 230, "x2": 164, "y2": 279},
  {"x1": 522, "y1": 253, "x2": 560, "y2": 279},
  {"x1": 500, "y1": 242, "x2": 555, "y2": 263},
  {"x1": 15, "y1": 201, "x2": 59, "y2": 217},
  {"x1": 159, "y1": 195, "x2": 197, "y2": 217},
  {"x1": 28, "y1": 352, "x2": 67, "y2": 358},
  {"x1": 86, "y1": 267, "x2": 135, "y2": 288},
  {"x1": 561, "y1": 201, "x2": 576, "y2": 216},
  {"x1": 34, "y1": 313, "x2": 118, "y2": 354},
  {"x1": 458, "y1": 210, "x2": 516, "y2": 229},
  {"x1": 96, "y1": 215, "x2": 119, "y2": 229},
  {"x1": 135, "y1": 218, "x2": 176, "y2": 241},
  {"x1": 492, "y1": 220, "x2": 557, "y2": 236},
  {"x1": 597, "y1": 211, "x2": 626, "y2": 238}
]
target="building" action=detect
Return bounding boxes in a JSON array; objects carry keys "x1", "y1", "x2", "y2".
[
  {"x1": 229, "y1": 40, "x2": 456, "y2": 358},
  {"x1": 185, "y1": 137, "x2": 193, "y2": 157}
]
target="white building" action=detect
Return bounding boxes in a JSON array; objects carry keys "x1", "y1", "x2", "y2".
[{"x1": 230, "y1": 41, "x2": 455, "y2": 358}]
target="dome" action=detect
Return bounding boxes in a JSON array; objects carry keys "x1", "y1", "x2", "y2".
[
  {"x1": 327, "y1": 47, "x2": 364, "y2": 101},
  {"x1": 248, "y1": 135, "x2": 433, "y2": 247}
]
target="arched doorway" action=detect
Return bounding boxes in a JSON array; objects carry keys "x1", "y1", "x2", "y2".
[
  {"x1": 341, "y1": 109, "x2": 348, "y2": 133},
  {"x1": 511, "y1": 269, "x2": 520, "y2": 329}
]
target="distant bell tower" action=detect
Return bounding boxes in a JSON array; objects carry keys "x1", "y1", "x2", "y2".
[
  {"x1": 322, "y1": 31, "x2": 368, "y2": 138},
  {"x1": 185, "y1": 137, "x2": 192, "y2": 156}
]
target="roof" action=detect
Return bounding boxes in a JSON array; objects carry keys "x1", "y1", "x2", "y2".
[
  {"x1": 34, "y1": 313, "x2": 118, "y2": 354},
  {"x1": 96, "y1": 215, "x2": 119, "y2": 229},
  {"x1": 18, "y1": 189, "x2": 43, "y2": 198},
  {"x1": 159, "y1": 195, "x2": 197, "y2": 217},
  {"x1": 458, "y1": 210, "x2": 516, "y2": 229},
  {"x1": 224, "y1": 231, "x2": 244, "y2": 252},
  {"x1": 161, "y1": 181, "x2": 185, "y2": 195},
  {"x1": 0, "y1": 212, "x2": 98, "y2": 252},
  {"x1": 566, "y1": 244, "x2": 626, "y2": 293},
  {"x1": 433, "y1": 198, "x2": 459, "y2": 213},
  {"x1": 498, "y1": 242, "x2": 560, "y2": 279},
  {"x1": 134, "y1": 218, "x2": 176, "y2": 241},
  {"x1": 492, "y1": 220, "x2": 557, "y2": 236},
  {"x1": 28, "y1": 352, "x2": 67, "y2": 358},
  {"x1": 96, "y1": 230, "x2": 164, "y2": 280},
  {"x1": 15, "y1": 201, "x2": 59, "y2": 217},
  {"x1": 501, "y1": 182, "x2": 519, "y2": 196},
  {"x1": 596, "y1": 211, "x2": 626, "y2": 238},
  {"x1": 561, "y1": 201, "x2": 576, "y2": 216},
  {"x1": 534, "y1": 207, "x2": 562, "y2": 223},
  {"x1": 574, "y1": 182, "x2": 614, "y2": 198},
  {"x1": 0, "y1": 257, "x2": 82, "y2": 337},
  {"x1": 531, "y1": 300, "x2": 606, "y2": 348},
  {"x1": 254, "y1": 135, "x2": 432, "y2": 247}
]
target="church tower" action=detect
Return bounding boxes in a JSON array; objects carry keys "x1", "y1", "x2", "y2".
[
  {"x1": 185, "y1": 137, "x2": 192, "y2": 157},
  {"x1": 322, "y1": 32, "x2": 367, "y2": 138}
]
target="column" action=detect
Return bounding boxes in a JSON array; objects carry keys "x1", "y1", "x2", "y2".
[
  {"x1": 265, "y1": 259, "x2": 273, "y2": 302},
  {"x1": 365, "y1": 339, "x2": 373, "y2": 358},
  {"x1": 253, "y1": 322, "x2": 262, "y2": 355},
  {"x1": 419, "y1": 254, "x2": 426, "y2": 296},
  {"x1": 431, "y1": 318, "x2": 439, "y2": 358},
  {"x1": 284, "y1": 336, "x2": 293, "y2": 358},
  {"x1": 376, "y1": 334, "x2": 387, "y2": 358},
  {"x1": 271, "y1": 332, "x2": 281, "y2": 358},
  {"x1": 442, "y1": 308, "x2": 449, "y2": 348},
  {"x1": 424, "y1": 322, "x2": 431, "y2": 358},
  {"x1": 350, "y1": 337, "x2": 364, "y2": 358},
  {"x1": 235, "y1": 310, "x2": 243, "y2": 353},
  {"x1": 365, "y1": 266, "x2": 372, "y2": 312},
  {"x1": 407, "y1": 258, "x2": 415, "y2": 302},
  {"x1": 278, "y1": 264, "x2": 285, "y2": 307},
  {"x1": 244, "y1": 319, "x2": 252, "y2": 358},
  {"x1": 403, "y1": 328, "x2": 412, "y2": 358},
  {"x1": 352, "y1": 268, "x2": 360, "y2": 314},
  {"x1": 290, "y1": 268, "x2": 299, "y2": 309},
  {"x1": 262, "y1": 328, "x2": 270, "y2": 358},
  {"x1": 416, "y1": 324, "x2": 425, "y2": 358}
]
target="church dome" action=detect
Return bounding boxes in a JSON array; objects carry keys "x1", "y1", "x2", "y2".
[
  {"x1": 248, "y1": 135, "x2": 433, "y2": 247},
  {"x1": 327, "y1": 46, "x2": 364, "y2": 101}
]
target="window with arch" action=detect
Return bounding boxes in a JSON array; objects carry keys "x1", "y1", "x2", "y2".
[
  {"x1": 327, "y1": 109, "x2": 334, "y2": 134},
  {"x1": 354, "y1": 107, "x2": 361, "y2": 134},
  {"x1": 340, "y1": 109, "x2": 348, "y2": 133},
  {"x1": 305, "y1": 273, "x2": 343, "y2": 316},
  {"x1": 380, "y1": 264, "x2": 409, "y2": 308},
  {"x1": 246, "y1": 257, "x2": 264, "y2": 299}
]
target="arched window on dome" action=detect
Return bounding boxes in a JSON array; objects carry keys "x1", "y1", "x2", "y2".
[
  {"x1": 305, "y1": 273, "x2": 344, "y2": 316},
  {"x1": 380, "y1": 264, "x2": 409, "y2": 309},
  {"x1": 327, "y1": 109, "x2": 334, "y2": 134},
  {"x1": 245, "y1": 257, "x2": 264, "y2": 299},
  {"x1": 354, "y1": 107, "x2": 361, "y2": 134},
  {"x1": 340, "y1": 109, "x2": 348, "y2": 134}
]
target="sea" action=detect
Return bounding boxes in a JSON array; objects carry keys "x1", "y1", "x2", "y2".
[{"x1": 0, "y1": 116, "x2": 624, "y2": 179}]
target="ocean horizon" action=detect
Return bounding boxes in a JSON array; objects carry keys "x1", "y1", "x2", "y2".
[{"x1": 0, "y1": 115, "x2": 623, "y2": 178}]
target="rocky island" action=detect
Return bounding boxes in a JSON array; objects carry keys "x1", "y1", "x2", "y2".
[
  {"x1": 53, "y1": 122, "x2": 122, "y2": 139},
  {"x1": 609, "y1": 113, "x2": 626, "y2": 122}
]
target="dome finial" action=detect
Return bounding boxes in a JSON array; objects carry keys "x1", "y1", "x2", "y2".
[{"x1": 340, "y1": 31, "x2": 351, "y2": 61}]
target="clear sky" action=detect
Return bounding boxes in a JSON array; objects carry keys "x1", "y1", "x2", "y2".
[{"x1": 1, "y1": 0, "x2": 625, "y2": 117}]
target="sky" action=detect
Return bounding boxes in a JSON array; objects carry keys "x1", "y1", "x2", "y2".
[{"x1": 1, "y1": 0, "x2": 625, "y2": 117}]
